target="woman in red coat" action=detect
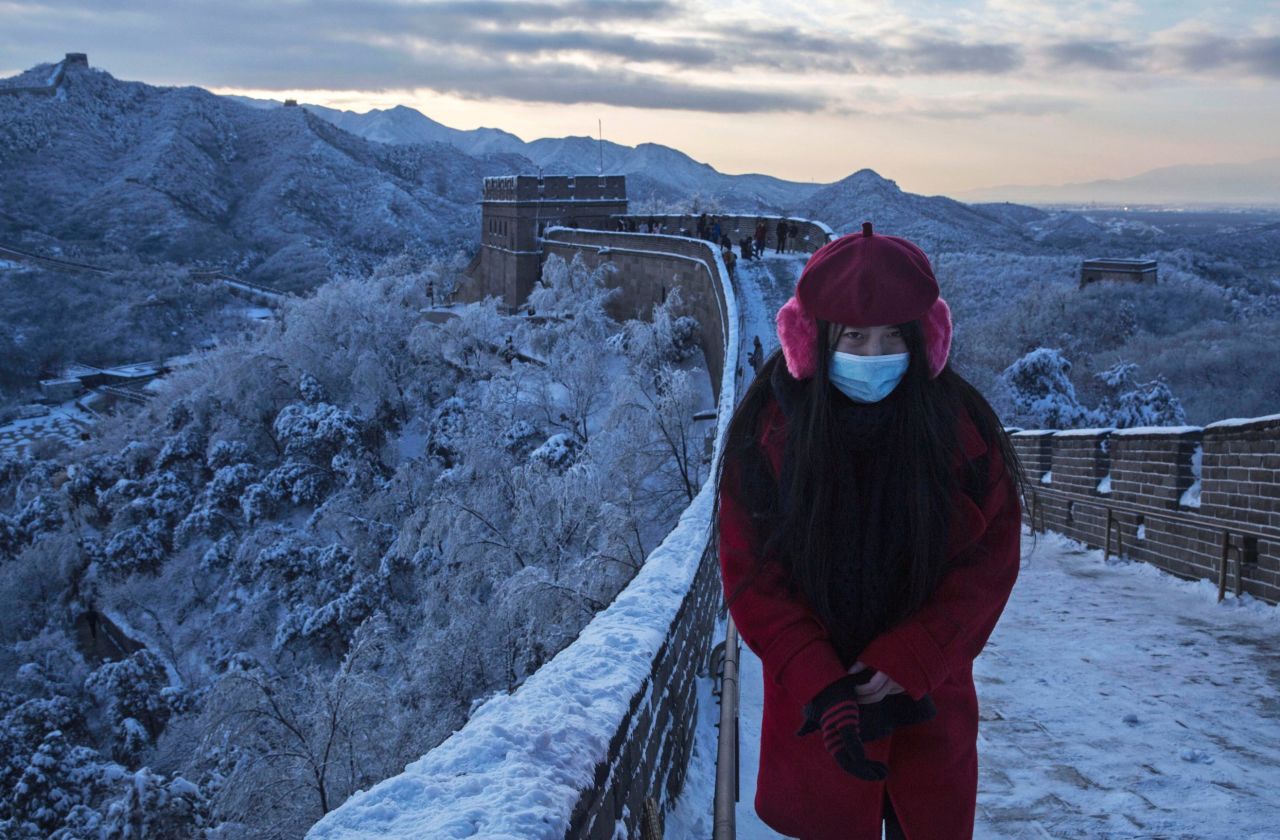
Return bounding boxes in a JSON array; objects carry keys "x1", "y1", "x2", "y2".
[{"x1": 716, "y1": 222, "x2": 1026, "y2": 839}]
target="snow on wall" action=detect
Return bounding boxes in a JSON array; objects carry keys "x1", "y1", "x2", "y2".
[
  {"x1": 308, "y1": 235, "x2": 740, "y2": 840},
  {"x1": 1110, "y1": 425, "x2": 1202, "y2": 437},
  {"x1": 1205, "y1": 413, "x2": 1280, "y2": 429},
  {"x1": 1181, "y1": 443, "x2": 1203, "y2": 509}
]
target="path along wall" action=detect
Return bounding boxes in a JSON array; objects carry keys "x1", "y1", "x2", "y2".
[
  {"x1": 541, "y1": 228, "x2": 735, "y2": 403},
  {"x1": 1011, "y1": 414, "x2": 1280, "y2": 604},
  {"x1": 614, "y1": 213, "x2": 834, "y2": 254}
]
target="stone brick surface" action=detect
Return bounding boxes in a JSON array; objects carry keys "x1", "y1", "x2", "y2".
[{"x1": 1026, "y1": 421, "x2": 1279, "y2": 604}]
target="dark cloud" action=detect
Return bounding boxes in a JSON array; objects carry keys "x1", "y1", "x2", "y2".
[
  {"x1": 899, "y1": 39, "x2": 1022, "y2": 74},
  {"x1": 213, "y1": 31, "x2": 826, "y2": 112},
  {"x1": 422, "y1": 0, "x2": 679, "y2": 23},
  {"x1": 1239, "y1": 35, "x2": 1280, "y2": 78},
  {"x1": 1, "y1": 0, "x2": 1275, "y2": 119},
  {"x1": 1045, "y1": 40, "x2": 1144, "y2": 72},
  {"x1": 422, "y1": 27, "x2": 720, "y2": 67},
  {"x1": 710, "y1": 28, "x2": 1022, "y2": 76},
  {"x1": 1162, "y1": 34, "x2": 1280, "y2": 78}
]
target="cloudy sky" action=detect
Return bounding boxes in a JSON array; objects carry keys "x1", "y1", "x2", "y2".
[{"x1": 2, "y1": 0, "x2": 1278, "y2": 194}]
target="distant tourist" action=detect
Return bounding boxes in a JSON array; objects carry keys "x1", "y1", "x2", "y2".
[
  {"x1": 754, "y1": 219, "x2": 768, "y2": 256},
  {"x1": 697, "y1": 213, "x2": 709, "y2": 240},
  {"x1": 740, "y1": 236, "x2": 754, "y2": 262},
  {"x1": 711, "y1": 218, "x2": 723, "y2": 243},
  {"x1": 722, "y1": 244, "x2": 737, "y2": 279},
  {"x1": 776, "y1": 219, "x2": 790, "y2": 253},
  {"x1": 748, "y1": 335, "x2": 764, "y2": 372}
]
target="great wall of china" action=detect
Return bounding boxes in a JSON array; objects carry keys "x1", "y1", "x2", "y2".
[
  {"x1": 310, "y1": 174, "x2": 1280, "y2": 838},
  {"x1": 5, "y1": 147, "x2": 1276, "y2": 833}
]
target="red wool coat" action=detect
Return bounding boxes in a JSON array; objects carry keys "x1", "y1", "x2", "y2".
[{"x1": 718, "y1": 396, "x2": 1022, "y2": 840}]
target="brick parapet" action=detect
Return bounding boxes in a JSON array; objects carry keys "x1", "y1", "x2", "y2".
[
  {"x1": 1047, "y1": 429, "x2": 1112, "y2": 497},
  {"x1": 541, "y1": 229, "x2": 732, "y2": 401},
  {"x1": 615, "y1": 213, "x2": 834, "y2": 254},
  {"x1": 1110, "y1": 427, "x2": 1203, "y2": 509},
  {"x1": 1201, "y1": 415, "x2": 1280, "y2": 529},
  {"x1": 1026, "y1": 418, "x2": 1279, "y2": 604}
]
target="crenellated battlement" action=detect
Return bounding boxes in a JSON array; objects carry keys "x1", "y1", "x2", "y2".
[
  {"x1": 482, "y1": 174, "x2": 627, "y2": 202},
  {"x1": 1012, "y1": 415, "x2": 1280, "y2": 603}
]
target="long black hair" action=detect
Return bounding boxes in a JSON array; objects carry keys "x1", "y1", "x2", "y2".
[{"x1": 714, "y1": 317, "x2": 1027, "y2": 657}]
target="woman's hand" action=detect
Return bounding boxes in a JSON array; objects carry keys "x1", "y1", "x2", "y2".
[{"x1": 849, "y1": 661, "x2": 906, "y2": 704}]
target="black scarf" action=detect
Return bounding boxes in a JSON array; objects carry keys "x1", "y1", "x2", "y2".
[
  {"x1": 768, "y1": 362, "x2": 939, "y2": 740},
  {"x1": 769, "y1": 362, "x2": 911, "y2": 664}
]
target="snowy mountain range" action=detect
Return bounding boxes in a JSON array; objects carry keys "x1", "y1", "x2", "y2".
[
  {"x1": 227, "y1": 94, "x2": 818, "y2": 211},
  {"x1": 0, "y1": 61, "x2": 527, "y2": 290},
  {"x1": 3, "y1": 56, "x2": 1271, "y2": 295},
  {"x1": 223, "y1": 91, "x2": 1119, "y2": 254},
  {"x1": 958, "y1": 158, "x2": 1280, "y2": 208}
]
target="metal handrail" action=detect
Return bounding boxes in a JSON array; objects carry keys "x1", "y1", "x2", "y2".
[
  {"x1": 1030, "y1": 486, "x2": 1280, "y2": 543},
  {"x1": 713, "y1": 618, "x2": 740, "y2": 840},
  {"x1": 1029, "y1": 485, "x2": 1277, "y2": 602}
]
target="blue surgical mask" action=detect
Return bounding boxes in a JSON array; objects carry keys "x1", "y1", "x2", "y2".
[{"x1": 829, "y1": 351, "x2": 910, "y2": 403}]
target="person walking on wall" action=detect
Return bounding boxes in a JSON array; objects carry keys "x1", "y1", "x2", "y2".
[
  {"x1": 749, "y1": 335, "x2": 765, "y2": 372},
  {"x1": 722, "y1": 243, "x2": 738, "y2": 278},
  {"x1": 776, "y1": 218, "x2": 790, "y2": 253},
  {"x1": 716, "y1": 221, "x2": 1025, "y2": 840},
  {"x1": 755, "y1": 219, "x2": 769, "y2": 257}
]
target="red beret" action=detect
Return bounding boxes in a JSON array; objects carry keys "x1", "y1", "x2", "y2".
[{"x1": 795, "y1": 221, "x2": 938, "y2": 327}]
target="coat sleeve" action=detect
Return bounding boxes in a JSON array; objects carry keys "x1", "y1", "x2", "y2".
[
  {"x1": 718, "y1": 450, "x2": 849, "y2": 709},
  {"x1": 856, "y1": 439, "x2": 1022, "y2": 701}
]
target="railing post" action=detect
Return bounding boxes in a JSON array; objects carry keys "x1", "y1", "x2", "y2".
[
  {"x1": 1217, "y1": 530, "x2": 1231, "y2": 602},
  {"x1": 713, "y1": 619, "x2": 740, "y2": 840}
]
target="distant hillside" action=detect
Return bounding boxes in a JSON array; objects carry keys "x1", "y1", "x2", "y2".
[
  {"x1": 798, "y1": 169, "x2": 1113, "y2": 253},
  {"x1": 230, "y1": 95, "x2": 821, "y2": 212},
  {"x1": 5, "y1": 57, "x2": 1208, "y2": 286},
  {"x1": 226, "y1": 97, "x2": 530, "y2": 158},
  {"x1": 0, "y1": 62, "x2": 527, "y2": 291},
  {"x1": 959, "y1": 158, "x2": 1280, "y2": 208}
]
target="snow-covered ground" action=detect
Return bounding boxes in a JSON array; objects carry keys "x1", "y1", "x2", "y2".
[
  {"x1": 0, "y1": 400, "x2": 93, "y2": 458},
  {"x1": 672, "y1": 250, "x2": 1280, "y2": 839}
]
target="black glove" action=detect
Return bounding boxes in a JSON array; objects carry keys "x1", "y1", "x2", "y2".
[
  {"x1": 857, "y1": 689, "x2": 938, "y2": 743},
  {"x1": 795, "y1": 674, "x2": 889, "y2": 781}
]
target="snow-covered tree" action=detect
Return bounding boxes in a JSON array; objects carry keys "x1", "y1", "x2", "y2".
[
  {"x1": 1095, "y1": 362, "x2": 1187, "y2": 428},
  {"x1": 999, "y1": 348, "x2": 1099, "y2": 429}
]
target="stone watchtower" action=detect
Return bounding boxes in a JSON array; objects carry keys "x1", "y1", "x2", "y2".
[
  {"x1": 471, "y1": 174, "x2": 627, "y2": 309},
  {"x1": 1079, "y1": 258, "x2": 1157, "y2": 289}
]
